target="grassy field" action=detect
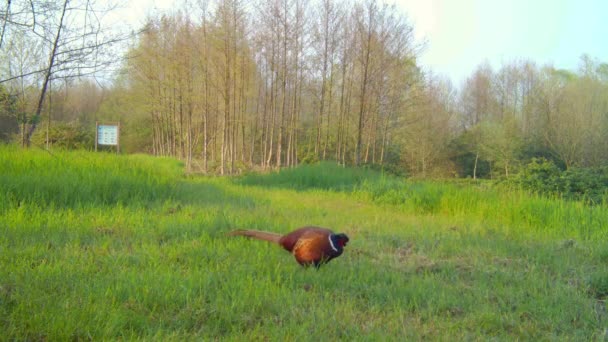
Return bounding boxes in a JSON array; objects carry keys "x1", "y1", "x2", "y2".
[{"x1": 1, "y1": 147, "x2": 607, "y2": 340}]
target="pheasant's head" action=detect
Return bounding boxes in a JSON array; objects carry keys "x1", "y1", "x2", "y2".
[{"x1": 331, "y1": 233, "x2": 349, "y2": 250}]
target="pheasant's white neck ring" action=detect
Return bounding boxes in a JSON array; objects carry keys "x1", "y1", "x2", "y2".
[{"x1": 328, "y1": 235, "x2": 338, "y2": 252}]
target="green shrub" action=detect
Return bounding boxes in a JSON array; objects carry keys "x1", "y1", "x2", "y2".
[
  {"x1": 510, "y1": 158, "x2": 562, "y2": 194},
  {"x1": 511, "y1": 158, "x2": 608, "y2": 203},
  {"x1": 30, "y1": 122, "x2": 94, "y2": 150}
]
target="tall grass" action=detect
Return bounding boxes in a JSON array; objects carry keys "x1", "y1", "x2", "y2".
[
  {"x1": 238, "y1": 162, "x2": 388, "y2": 191},
  {"x1": 0, "y1": 146, "x2": 182, "y2": 209},
  {"x1": 358, "y1": 179, "x2": 608, "y2": 241},
  {"x1": 240, "y1": 162, "x2": 608, "y2": 241},
  {"x1": 1, "y1": 148, "x2": 607, "y2": 340}
]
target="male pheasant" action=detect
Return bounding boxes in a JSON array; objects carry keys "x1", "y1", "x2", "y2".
[{"x1": 228, "y1": 226, "x2": 349, "y2": 268}]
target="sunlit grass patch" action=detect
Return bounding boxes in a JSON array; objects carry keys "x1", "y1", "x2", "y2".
[{"x1": 0, "y1": 147, "x2": 182, "y2": 209}]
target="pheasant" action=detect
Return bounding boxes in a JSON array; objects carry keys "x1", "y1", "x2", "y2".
[{"x1": 228, "y1": 226, "x2": 349, "y2": 268}]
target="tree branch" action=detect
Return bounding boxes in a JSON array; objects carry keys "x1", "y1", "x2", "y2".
[{"x1": 25, "y1": 0, "x2": 68, "y2": 146}]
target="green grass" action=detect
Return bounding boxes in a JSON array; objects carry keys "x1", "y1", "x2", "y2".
[
  {"x1": 0, "y1": 146, "x2": 182, "y2": 209},
  {"x1": 238, "y1": 161, "x2": 388, "y2": 191},
  {"x1": 1, "y1": 147, "x2": 607, "y2": 340}
]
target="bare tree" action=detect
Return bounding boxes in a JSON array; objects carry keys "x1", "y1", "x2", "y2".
[
  {"x1": 352, "y1": 0, "x2": 376, "y2": 166},
  {"x1": 1, "y1": 0, "x2": 132, "y2": 147},
  {"x1": 311, "y1": 0, "x2": 341, "y2": 159}
]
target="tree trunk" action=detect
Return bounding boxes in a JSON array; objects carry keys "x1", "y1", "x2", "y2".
[
  {"x1": 473, "y1": 151, "x2": 479, "y2": 179},
  {"x1": 356, "y1": 21, "x2": 373, "y2": 166},
  {"x1": 25, "y1": 0, "x2": 69, "y2": 147}
]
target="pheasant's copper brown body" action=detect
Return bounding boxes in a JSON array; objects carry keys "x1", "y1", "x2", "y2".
[{"x1": 228, "y1": 226, "x2": 349, "y2": 268}]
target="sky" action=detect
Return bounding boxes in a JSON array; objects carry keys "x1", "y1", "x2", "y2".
[
  {"x1": 396, "y1": 0, "x2": 608, "y2": 84},
  {"x1": 118, "y1": 0, "x2": 608, "y2": 85}
]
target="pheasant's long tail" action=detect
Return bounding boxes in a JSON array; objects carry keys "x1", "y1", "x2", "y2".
[{"x1": 228, "y1": 230, "x2": 282, "y2": 244}]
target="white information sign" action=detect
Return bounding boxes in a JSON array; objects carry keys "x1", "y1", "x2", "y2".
[{"x1": 97, "y1": 125, "x2": 118, "y2": 146}]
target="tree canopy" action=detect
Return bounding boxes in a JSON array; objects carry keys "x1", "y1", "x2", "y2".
[{"x1": 2, "y1": 0, "x2": 607, "y2": 178}]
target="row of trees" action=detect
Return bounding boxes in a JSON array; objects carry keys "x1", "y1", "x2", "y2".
[
  {"x1": 453, "y1": 57, "x2": 608, "y2": 178},
  {"x1": 121, "y1": 0, "x2": 419, "y2": 174},
  {"x1": 2, "y1": 0, "x2": 607, "y2": 177}
]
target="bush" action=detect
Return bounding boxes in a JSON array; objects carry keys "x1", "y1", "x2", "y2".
[
  {"x1": 511, "y1": 158, "x2": 562, "y2": 194},
  {"x1": 30, "y1": 122, "x2": 94, "y2": 150},
  {"x1": 511, "y1": 158, "x2": 608, "y2": 203}
]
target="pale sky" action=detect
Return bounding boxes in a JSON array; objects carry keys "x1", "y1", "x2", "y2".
[
  {"x1": 397, "y1": 0, "x2": 608, "y2": 84},
  {"x1": 117, "y1": 0, "x2": 608, "y2": 85}
]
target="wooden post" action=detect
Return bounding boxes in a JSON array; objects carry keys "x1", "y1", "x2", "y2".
[
  {"x1": 117, "y1": 121, "x2": 120, "y2": 154},
  {"x1": 95, "y1": 121, "x2": 98, "y2": 152}
]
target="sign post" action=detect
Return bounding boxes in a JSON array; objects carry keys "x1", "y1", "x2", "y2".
[{"x1": 95, "y1": 122, "x2": 120, "y2": 153}]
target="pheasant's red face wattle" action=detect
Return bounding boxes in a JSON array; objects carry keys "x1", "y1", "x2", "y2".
[{"x1": 336, "y1": 234, "x2": 349, "y2": 247}]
